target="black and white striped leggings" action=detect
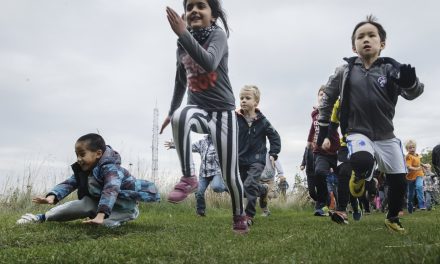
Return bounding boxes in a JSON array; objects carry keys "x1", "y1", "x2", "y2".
[{"x1": 171, "y1": 105, "x2": 244, "y2": 215}]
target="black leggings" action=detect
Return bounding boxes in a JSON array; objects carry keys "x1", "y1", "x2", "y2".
[{"x1": 386, "y1": 173, "x2": 406, "y2": 218}]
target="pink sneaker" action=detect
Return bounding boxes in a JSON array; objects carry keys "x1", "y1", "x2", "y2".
[
  {"x1": 167, "y1": 176, "x2": 198, "y2": 203},
  {"x1": 232, "y1": 215, "x2": 249, "y2": 234}
]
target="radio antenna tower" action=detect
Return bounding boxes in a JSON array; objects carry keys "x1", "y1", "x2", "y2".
[{"x1": 151, "y1": 101, "x2": 159, "y2": 182}]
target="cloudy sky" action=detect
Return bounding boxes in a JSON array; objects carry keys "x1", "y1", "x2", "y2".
[{"x1": 1, "y1": 0, "x2": 439, "y2": 192}]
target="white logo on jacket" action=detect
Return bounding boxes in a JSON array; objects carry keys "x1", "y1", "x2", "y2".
[{"x1": 378, "y1": 76, "x2": 387, "y2": 88}]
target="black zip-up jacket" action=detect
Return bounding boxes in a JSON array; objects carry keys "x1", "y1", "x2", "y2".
[
  {"x1": 319, "y1": 57, "x2": 424, "y2": 141},
  {"x1": 237, "y1": 109, "x2": 281, "y2": 166}
]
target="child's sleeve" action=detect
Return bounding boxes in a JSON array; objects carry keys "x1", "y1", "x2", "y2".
[
  {"x1": 318, "y1": 66, "x2": 344, "y2": 125},
  {"x1": 96, "y1": 164, "x2": 123, "y2": 217},
  {"x1": 266, "y1": 120, "x2": 281, "y2": 159},
  {"x1": 307, "y1": 120, "x2": 315, "y2": 144},
  {"x1": 47, "y1": 175, "x2": 78, "y2": 204},
  {"x1": 300, "y1": 147, "x2": 307, "y2": 167},
  {"x1": 177, "y1": 29, "x2": 227, "y2": 73},
  {"x1": 398, "y1": 79, "x2": 424, "y2": 100},
  {"x1": 168, "y1": 58, "x2": 187, "y2": 117},
  {"x1": 275, "y1": 160, "x2": 284, "y2": 176},
  {"x1": 405, "y1": 155, "x2": 414, "y2": 169}
]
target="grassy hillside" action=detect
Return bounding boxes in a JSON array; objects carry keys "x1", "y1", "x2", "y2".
[{"x1": 1, "y1": 201, "x2": 439, "y2": 263}]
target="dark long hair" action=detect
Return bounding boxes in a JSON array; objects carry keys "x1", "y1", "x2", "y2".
[{"x1": 183, "y1": 0, "x2": 230, "y2": 37}]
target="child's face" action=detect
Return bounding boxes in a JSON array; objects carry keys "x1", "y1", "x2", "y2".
[
  {"x1": 317, "y1": 90, "x2": 325, "y2": 106},
  {"x1": 239, "y1": 90, "x2": 258, "y2": 112},
  {"x1": 406, "y1": 144, "x2": 416, "y2": 155},
  {"x1": 75, "y1": 141, "x2": 103, "y2": 172},
  {"x1": 352, "y1": 23, "x2": 385, "y2": 60},
  {"x1": 185, "y1": 0, "x2": 214, "y2": 29}
]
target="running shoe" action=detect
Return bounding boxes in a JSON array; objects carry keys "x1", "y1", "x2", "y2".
[
  {"x1": 384, "y1": 217, "x2": 405, "y2": 233},
  {"x1": 167, "y1": 176, "x2": 198, "y2": 203},
  {"x1": 330, "y1": 211, "x2": 349, "y2": 225},
  {"x1": 232, "y1": 215, "x2": 249, "y2": 234},
  {"x1": 349, "y1": 171, "x2": 365, "y2": 197}
]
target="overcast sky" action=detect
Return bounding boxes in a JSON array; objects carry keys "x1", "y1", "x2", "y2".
[{"x1": 1, "y1": 0, "x2": 439, "y2": 193}]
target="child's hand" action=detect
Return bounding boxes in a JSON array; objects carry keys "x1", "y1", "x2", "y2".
[
  {"x1": 322, "y1": 138, "x2": 331, "y2": 151},
  {"x1": 32, "y1": 195, "x2": 55, "y2": 204},
  {"x1": 269, "y1": 155, "x2": 275, "y2": 168},
  {"x1": 164, "y1": 140, "x2": 175, "y2": 149},
  {"x1": 394, "y1": 64, "x2": 416, "y2": 88},
  {"x1": 160, "y1": 116, "x2": 171, "y2": 134},
  {"x1": 83, "y1": 213, "x2": 105, "y2": 225},
  {"x1": 166, "y1": 6, "x2": 186, "y2": 36},
  {"x1": 300, "y1": 165, "x2": 305, "y2": 171}
]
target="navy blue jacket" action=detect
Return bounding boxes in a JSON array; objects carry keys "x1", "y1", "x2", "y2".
[{"x1": 237, "y1": 109, "x2": 281, "y2": 166}]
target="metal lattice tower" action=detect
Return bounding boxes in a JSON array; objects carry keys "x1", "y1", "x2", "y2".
[{"x1": 151, "y1": 102, "x2": 159, "y2": 182}]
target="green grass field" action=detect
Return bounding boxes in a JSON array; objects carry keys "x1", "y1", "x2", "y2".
[{"x1": 1, "y1": 200, "x2": 440, "y2": 263}]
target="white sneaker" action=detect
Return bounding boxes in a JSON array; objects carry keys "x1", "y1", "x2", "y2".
[
  {"x1": 261, "y1": 210, "x2": 271, "y2": 217},
  {"x1": 16, "y1": 213, "x2": 42, "y2": 225}
]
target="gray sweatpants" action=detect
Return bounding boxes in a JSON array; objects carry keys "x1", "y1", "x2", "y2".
[
  {"x1": 240, "y1": 163, "x2": 266, "y2": 217},
  {"x1": 45, "y1": 196, "x2": 139, "y2": 227}
]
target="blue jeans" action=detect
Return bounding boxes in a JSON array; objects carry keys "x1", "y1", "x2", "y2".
[
  {"x1": 195, "y1": 174, "x2": 227, "y2": 212},
  {"x1": 407, "y1": 176, "x2": 425, "y2": 213}
]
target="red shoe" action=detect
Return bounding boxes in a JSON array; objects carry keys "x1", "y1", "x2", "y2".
[
  {"x1": 233, "y1": 215, "x2": 249, "y2": 234},
  {"x1": 167, "y1": 176, "x2": 198, "y2": 203}
]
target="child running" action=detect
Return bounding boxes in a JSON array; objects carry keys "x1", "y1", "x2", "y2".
[
  {"x1": 307, "y1": 86, "x2": 340, "y2": 216},
  {"x1": 318, "y1": 15, "x2": 424, "y2": 232},
  {"x1": 405, "y1": 139, "x2": 428, "y2": 213},
  {"x1": 160, "y1": 0, "x2": 248, "y2": 234},
  {"x1": 236, "y1": 85, "x2": 281, "y2": 226},
  {"x1": 17, "y1": 133, "x2": 160, "y2": 227}
]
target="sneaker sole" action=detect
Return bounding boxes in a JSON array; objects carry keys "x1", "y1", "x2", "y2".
[
  {"x1": 384, "y1": 223, "x2": 406, "y2": 234},
  {"x1": 167, "y1": 187, "x2": 198, "y2": 204}
]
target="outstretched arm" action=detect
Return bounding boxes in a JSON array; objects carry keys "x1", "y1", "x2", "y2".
[{"x1": 32, "y1": 195, "x2": 55, "y2": 204}]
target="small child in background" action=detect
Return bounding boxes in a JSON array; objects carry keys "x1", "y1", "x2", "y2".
[
  {"x1": 164, "y1": 135, "x2": 228, "y2": 217},
  {"x1": 405, "y1": 139, "x2": 428, "y2": 213},
  {"x1": 237, "y1": 85, "x2": 281, "y2": 226},
  {"x1": 309, "y1": 86, "x2": 340, "y2": 217},
  {"x1": 259, "y1": 153, "x2": 285, "y2": 216},
  {"x1": 423, "y1": 164, "x2": 437, "y2": 210},
  {"x1": 278, "y1": 176, "x2": 290, "y2": 202},
  {"x1": 17, "y1": 133, "x2": 160, "y2": 227}
]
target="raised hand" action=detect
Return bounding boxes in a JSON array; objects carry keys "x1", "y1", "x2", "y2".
[
  {"x1": 394, "y1": 64, "x2": 416, "y2": 88},
  {"x1": 164, "y1": 140, "x2": 175, "y2": 149},
  {"x1": 166, "y1": 6, "x2": 186, "y2": 36}
]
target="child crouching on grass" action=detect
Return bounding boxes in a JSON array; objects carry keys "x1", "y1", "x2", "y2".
[{"x1": 17, "y1": 133, "x2": 160, "y2": 227}]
